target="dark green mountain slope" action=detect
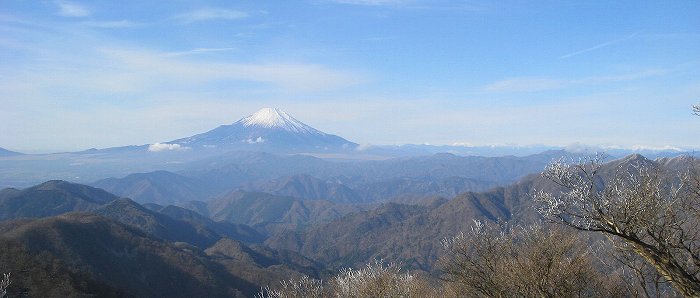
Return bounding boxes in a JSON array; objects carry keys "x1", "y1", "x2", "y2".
[
  {"x1": 263, "y1": 165, "x2": 570, "y2": 271},
  {"x1": 156, "y1": 204, "x2": 266, "y2": 244},
  {"x1": 92, "y1": 170, "x2": 212, "y2": 204},
  {"x1": 357, "y1": 176, "x2": 498, "y2": 203},
  {"x1": 238, "y1": 174, "x2": 363, "y2": 203},
  {"x1": 93, "y1": 198, "x2": 222, "y2": 248},
  {"x1": 0, "y1": 213, "x2": 250, "y2": 297},
  {"x1": 191, "y1": 190, "x2": 363, "y2": 235},
  {"x1": 265, "y1": 154, "x2": 694, "y2": 272},
  {"x1": 0, "y1": 211, "x2": 331, "y2": 297},
  {"x1": 0, "y1": 180, "x2": 117, "y2": 220}
]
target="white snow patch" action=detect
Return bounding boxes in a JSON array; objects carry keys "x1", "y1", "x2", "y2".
[
  {"x1": 239, "y1": 107, "x2": 325, "y2": 135},
  {"x1": 567, "y1": 143, "x2": 685, "y2": 153},
  {"x1": 565, "y1": 142, "x2": 603, "y2": 153},
  {"x1": 629, "y1": 145, "x2": 684, "y2": 152},
  {"x1": 148, "y1": 142, "x2": 189, "y2": 152},
  {"x1": 452, "y1": 142, "x2": 474, "y2": 147}
]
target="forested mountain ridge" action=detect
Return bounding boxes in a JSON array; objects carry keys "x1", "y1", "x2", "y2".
[{"x1": 0, "y1": 180, "x2": 118, "y2": 220}]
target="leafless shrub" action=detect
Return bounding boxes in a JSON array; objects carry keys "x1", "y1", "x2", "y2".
[
  {"x1": 439, "y1": 221, "x2": 619, "y2": 297},
  {"x1": 255, "y1": 275, "x2": 325, "y2": 298},
  {"x1": 256, "y1": 260, "x2": 434, "y2": 298},
  {"x1": 535, "y1": 156, "x2": 700, "y2": 297},
  {"x1": 333, "y1": 260, "x2": 431, "y2": 298},
  {"x1": 0, "y1": 273, "x2": 10, "y2": 298}
]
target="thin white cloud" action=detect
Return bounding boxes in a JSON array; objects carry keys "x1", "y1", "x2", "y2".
[
  {"x1": 55, "y1": 1, "x2": 90, "y2": 17},
  {"x1": 355, "y1": 143, "x2": 377, "y2": 151},
  {"x1": 559, "y1": 31, "x2": 642, "y2": 59},
  {"x1": 244, "y1": 137, "x2": 265, "y2": 144},
  {"x1": 6, "y1": 46, "x2": 364, "y2": 93},
  {"x1": 148, "y1": 142, "x2": 189, "y2": 152},
  {"x1": 628, "y1": 145, "x2": 684, "y2": 152},
  {"x1": 188, "y1": 47, "x2": 236, "y2": 53},
  {"x1": 173, "y1": 8, "x2": 248, "y2": 24},
  {"x1": 327, "y1": 0, "x2": 488, "y2": 12},
  {"x1": 331, "y1": 0, "x2": 409, "y2": 5},
  {"x1": 102, "y1": 48, "x2": 363, "y2": 91},
  {"x1": 485, "y1": 78, "x2": 566, "y2": 93},
  {"x1": 565, "y1": 142, "x2": 603, "y2": 153},
  {"x1": 485, "y1": 69, "x2": 666, "y2": 93},
  {"x1": 80, "y1": 20, "x2": 142, "y2": 28},
  {"x1": 451, "y1": 142, "x2": 475, "y2": 147},
  {"x1": 165, "y1": 47, "x2": 237, "y2": 56}
]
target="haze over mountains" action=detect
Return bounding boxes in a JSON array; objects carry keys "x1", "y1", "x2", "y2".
[
  {"x1": 0, "y1": 107, "x2": 697, "y2": 297},
  {"x1": 2, "y1": 0, "x2": 698, "y2": 294},
  {"x1": 0, "y1": 107, "x2": 689, "y2": 188},
  {"x1": 1, "y1": 148, "x2": 695, "y2": 296},
  {"x1": 0, "y1": 147, "x2": 22, "y2": 157}
]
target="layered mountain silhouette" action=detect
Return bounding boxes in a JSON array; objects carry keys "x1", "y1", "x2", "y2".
[
  {"x1": 0, "y1": 180, "x2": 117, "y2": 220},
  {"x1": 0, "y1": 154, "x2": 696, "y2": 296},
  {"x1": 0, "y1": 181, "x2": 328, "y2": 297},
  {"x1": 93, "y1": 170, "x2": 213, "y2": 204},
  {"x1": 94, "y1": 198, "x2": 226, "y2": 248},
  {"x1": 0, "y1": 105, "x2": 687, "y2": 189},
  {"x1": 1, "y1": 213, "x2": 255, "y2": 297},
  {"x1": 265, "y1": 154, "x2": 694, "y2": 271},
  {"x1": 0, "y1": 147, "x2": 22, "y2": 157},
  {"x1": 182, "y1": 190, "x2": 364, "y2": 236},
  {"x1": 238, "y1": 174, "x2": 364, "y2": 204},
  {"x1": 87, "y1": 150, "x2": 579, "y2": 206}
]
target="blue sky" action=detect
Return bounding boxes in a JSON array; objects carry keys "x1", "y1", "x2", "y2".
[{"x1": 1, "y1": 0, "x2": 699, "y2": 153}]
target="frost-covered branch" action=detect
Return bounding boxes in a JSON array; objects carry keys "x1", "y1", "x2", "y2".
[
  {"x1": 534, "y1": 156, "x2": 700, "y2": 297},
  {"x1": 334, "y1": 259, "x2": 428, "y2": 298},
  {"x1": 0, "y1": 273, "x2": 10, "y2": 298},
  {"x1": 256, "y1": 260, "x2": 431, "y2": 298},
  {"x1": 255, "y1": 275, "x2": 324, "y2": 298}
]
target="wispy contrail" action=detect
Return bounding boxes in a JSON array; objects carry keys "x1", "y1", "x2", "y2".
[{"x1": 559, "y1": 31, "x2": 642, "y2": 59}]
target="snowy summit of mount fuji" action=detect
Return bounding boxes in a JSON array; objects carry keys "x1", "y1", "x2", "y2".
[
  {"x1": 168, "y1": 107, "x2": 357, "y2": 153},
  {"x1": 239, "y1": 108, "x2": 324, "y2": 135}
]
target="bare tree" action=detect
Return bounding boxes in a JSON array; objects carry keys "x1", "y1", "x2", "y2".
[
  {"x1": 439, "y1": 221, "x2": 620, "y2": 297},
  {"x1": 534, "y1": 156, "x2": 700, "y2": 297}
]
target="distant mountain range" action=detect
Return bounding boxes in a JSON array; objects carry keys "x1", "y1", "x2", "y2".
[
  {"x1": 0, "y1": 180, "x2": 327, "y2": 297},
  {"x1": 237, "y1": 174, "x2": 364, "y2": 204},
  {"x1": 0, "y1": 180, "x2": 117, "y2": 220},
  {"x1": 3, "y1": 105, "x2": 698, "y2": 297},
  {"x1": 265, "y1": 154, "x2": 696, "y2": 271},
  {"x1": 92, "y1": 170, "x2": 213, "y2": 205},
  {"x1": 0, "y1": 147, "x2": 22, "y2": 157},
  {"x1": 87, "y1": 150, "x2": 579, "y2": 205},
  {"x1": 1, "y1": 108, "x2": 692, "y2": 162},
  {"x1": 0, "y1": 107, "x2": 691, "y2": 189},
  {"x1": 1, "y1": 154, "x2": 697, "y2": 296},
  {"x1": 183, "y1": 190, "x2": 364, "y2": 236}
]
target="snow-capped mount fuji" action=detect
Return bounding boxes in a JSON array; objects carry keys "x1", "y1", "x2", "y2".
[
  {"x1": 170, "y1": 107, "x2": 357, "y2": 153},
  {"x1": 240, "y1": 108, "x2": 323, "y2": 135}
]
